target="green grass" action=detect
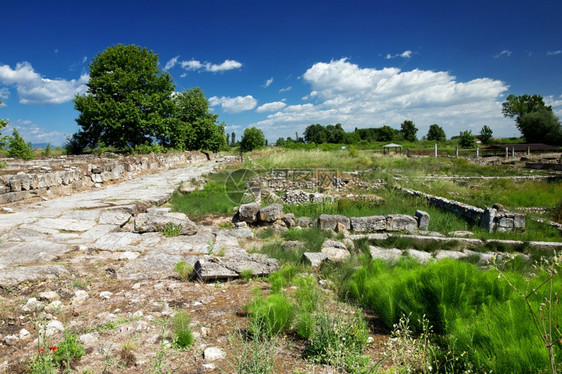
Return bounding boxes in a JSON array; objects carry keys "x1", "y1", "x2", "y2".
[
  {"x1": 245, "y1": 289, "x2": 294, "y2": 337},
  {"x1": 402, "y1": 177, "x2": 562, "y2": 210},
  {"x1": 346, "y1": 258, "x2": 562, "y2": 373},
  {"x1": 171, "y1": 311, "x2": 195, "y2": 349}
]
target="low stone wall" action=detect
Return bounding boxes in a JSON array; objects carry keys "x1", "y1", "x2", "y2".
[
  {"x1": 401, "y1": 187, "x2": 525, "y2": 232},
  {"x1": 0, "y1": 151, "x2": 209, "y2": 205}
]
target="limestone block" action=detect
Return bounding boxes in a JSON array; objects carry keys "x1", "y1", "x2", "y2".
[
  {"x1": 317, "y1": 214, "x2": 351, "y2": 230},
  {"x1": 386, "y1": 214, "x2": 418, "y2": 231},
  {"x1": 350, "y1": 216, "x2": 386, "y2": 232}
]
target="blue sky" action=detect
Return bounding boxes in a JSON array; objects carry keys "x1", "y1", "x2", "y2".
[{"x1": 1, "y1": 0, "x2": 561, "y2": 145}]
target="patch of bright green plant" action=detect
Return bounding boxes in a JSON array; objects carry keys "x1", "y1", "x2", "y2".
[
  {"x1": 171, "y1": 310, "x2": 195, "y2": 349},
  {"x1": 228, "y1": 321, "x2": 276, "y2": 374},
  {"x1": 245, "y1": 289, "x2": 294, "y2": 337},
  {"x1": 53, "y1": 330, "x2": 85, "y2": 369},
  {"x1": 174, "y1": 261, "x2": 193, "y2": 281},
  {"x1": 346, "y1": 258, "x2": 562, "y2": 373},
  {"x1": 162, "y1": 222, "x2": 182, "y2": 237},
  {"x1": 240, "y1": 269, "x2": 254, "y2": 282}
]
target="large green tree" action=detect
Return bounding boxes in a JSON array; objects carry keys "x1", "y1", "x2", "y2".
[
  {"x1": 0, "y1": 100, "x2": 8, "y2": 148},
  {"x1": 400, "y1": 120, "x2": 418, "y2": 142},
  {"x1": 426, "y1": 124, "x2": 446, "y2": 142},
  {"x1": 502, "y1": 94, "x2": 562, "y2": 144},
  {"x1": 240, "y1": 127, "x2": 265, "y2": 152},
  {"x1": 171, "y1": 87, "x2": 226, "y2": 152},
  {"x1": 304, "y1": 124, "x2": 328, "y2": 144},
  {"x1": 73, "y1": 44, "x2": 176, "y2": 149},
  {"x1": 458, "y1": 130, "x2": 476, "y2": 148},
  {"x1": 8, "y1": 128, "x2": 34, "y2": 160}
]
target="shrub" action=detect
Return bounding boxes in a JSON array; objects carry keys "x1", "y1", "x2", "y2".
[
  {"x1": 245, "y1": 290, "x2": 294, "y2": 337},
  {"x1": 228, "y1": 324, "x2": 276, "y2": 374},
  {"x1": 162, "y1": 222, "x2": 181, "y2": 237},
  {"x1": 52, "y1": 330, "x2": 85, "y2": 368}
]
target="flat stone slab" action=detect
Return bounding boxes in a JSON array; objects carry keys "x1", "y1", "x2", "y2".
[
  {"x1": 156, "y1": 232, "x2": 215, "y2": 255},
  {"x1": 0, "y1": 265, "x2": 69, "y2": 288},
  {"x1": 434, "y1": 250, "x2": 468, "y2": 261},
  {"x1": 99, "y1": 211, "x2": 132, "y2": 226},
  {"x1": 0, "y1": 240, "x2": 69, "y2": 268},
  {"x1": 60, "y1": 210, "x2": 101, "y2": 221},
  {"x1": 35, "y1": 218, "x2": 98, "y2": 233},
  {"x1": 193, "y1": 254, "x2": 279, "y2": 281},
  {"x1": 117, "y1": 252, "x2": 188, "y2": 280},
  {"x1": 92, "y1": 232, "x2": 145, "y2": 252},
  {"x1": 405, "y1": 249, "x2": 432, "y2": 264},
  {"x1": 79, "y1": 225, "x2": 120, "y2": 241}
]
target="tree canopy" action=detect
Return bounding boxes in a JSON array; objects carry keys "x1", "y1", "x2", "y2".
[
  {"x1": 478, "y1": 125, "x2": 493, "y2": 144},
  {"x1": 400, "y1": 120, "x2": 418, "y2": 142},
  {"x1": 71, "y1": 44, "x2": 226, "y2": 153},
  {"x1": 458, "y1": 130, "x2": 476, "y2": 148},
  {"x1": 240, "y1": 127, "x2": 265, "y2": 152},
  {"x1": 74, "y1": 44, "x2": 176, "y2": 149},
  {"x1": 426, "y1": 124, "x2": 446, "y2": 142},
  {"x1": 8, "y1": 128, "x2": 34, "y2": 160},
  {"x1": 502, "y1": 94, "x2": 562, "y2": 144}
]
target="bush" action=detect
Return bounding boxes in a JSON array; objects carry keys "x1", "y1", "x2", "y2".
[
  {"x1": 52, "y1": 330, "x2": 85, "y2": 368},
  {"x1": 245, "y1": 290, "x2": 294, "y2": 337}
]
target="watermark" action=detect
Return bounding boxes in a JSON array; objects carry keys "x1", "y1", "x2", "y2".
[{"x1": 223, "y1": 168, "x2": 343, "y2": 205}]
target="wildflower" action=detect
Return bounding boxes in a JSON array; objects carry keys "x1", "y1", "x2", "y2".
[
  {"x1": 49, "y1": 345, "x2": 57, "y2": 351},
  {"x1": 39, "y1": 348, "x2": 44, "y2": 354}
]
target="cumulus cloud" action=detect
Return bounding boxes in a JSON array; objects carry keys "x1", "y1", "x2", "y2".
[
  {"x1": 165, "y1": 56, "x2": 243, "y2": 74},
  {"x1": 0, "y1": 87, "x2": 9, "y2": 101},
  {"x1": 0, "y1": 62, "x2": 88, "y2": 105},
  {"x1": 209, "y1": 95, "x2": 257, "y2": 113},
  {"x1": 385, "y1": 50, "x2": 413, "y2": 59},
  {"x1": 547, "y1": 50, "x2": 562, "y2": 56},
  {"x1": 493, "y1": 50, "x2": 512, "y2": 58},
  {"x1": 256, "y1": 101, "x2": 287, "y2": 113},
  {"x1": 264, "y1": 77, "x2": 274, "y2": 88},
  {"x1": 253, "y1": 58, "x2": 513, "y2": 139},
  {"x1": 279, "y1": 86, "x2": 292, "y2": 93}
]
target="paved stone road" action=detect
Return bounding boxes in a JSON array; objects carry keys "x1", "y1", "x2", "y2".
[{"x1": 0, "y1": 159, "x2": 247, "y2": 288}]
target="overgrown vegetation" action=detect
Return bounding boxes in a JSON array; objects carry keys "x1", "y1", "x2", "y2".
[{"x1": 345, "y1": 257, "x2": 562, "y2": 373}]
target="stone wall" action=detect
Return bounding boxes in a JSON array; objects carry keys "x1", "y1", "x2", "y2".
[
  {"x1": 401, "y1": 187, "x2": 525, "y2": 232},
  {"x1": 0, "y1": 151, "x2": 209, "y2": 205}
]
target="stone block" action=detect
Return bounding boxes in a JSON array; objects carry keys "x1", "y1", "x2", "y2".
[
  {"x1": 258, "y1": 203, "x2": 284, "y2": 223},
  {"x1": 385, "y1": 214, "x2": 418, "y2": 231},
  {"x1": 317, "y1": 214, "x2": 350, "y2": 230},
  {"x1": 415, "y1": 210, "x2": 430, "y2": 231},
  {"x1": 350, "y1": 216, "x2": 386, "y2": 232},
  {"x1": 237, "y1": 203, "x2": 260, "y2": 223}
]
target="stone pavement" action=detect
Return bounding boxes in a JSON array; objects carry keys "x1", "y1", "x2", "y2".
[{"x1": 0, "y1": 159, "x2": 253, "y2": 288}]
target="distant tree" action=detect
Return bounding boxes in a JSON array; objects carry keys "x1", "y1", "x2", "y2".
[
  {"x1": 426, "y1": 124, "x2": 446, "y2": 142},
  {"x1": 479, "y1": 125, "x2": 493, "y2": 144},
  {"x1": 74, "y1": 44, "x2": 176, "y2": 150},
  {"x1": 458, "y1": 130, "x2": 476, "y2": 148},
  {"x1": 8, "y1": 128, "x2": 34, "y2": 160},
  {"x1": 231, "y1": 131, "x2": 236, "y2": 146},
  {"x1": 343, "y1": 131, "x2": 361, "y2": 144},
  {"x1": 240, "y1": 127, "x2": 265, "y2": 152},
  {"x1": 502, "y1": 94, "x2": 562, "y2": 144},
  {"x1": 0, "y1": 100, "x2": 9, "y2": 148},
  {"x1": 276, "y1": 137, "x2": 285, "y2": 146},
  {"x1": 378, "y1": 125, "x2": 398, "y2": 142},
  {"x1": 400, "y1": 120, "x2": 418, "y2": 142},
  {"x1": 517, "y1": 111, "x2": 562, "y2": 144},
  {"x1": 304, "y1": 124, "x2": 328, "y2": 144}
]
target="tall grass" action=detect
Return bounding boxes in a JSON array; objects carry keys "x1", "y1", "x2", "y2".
[{"x1": 346, "y1": 258, "x2": 562, "y2": 373}]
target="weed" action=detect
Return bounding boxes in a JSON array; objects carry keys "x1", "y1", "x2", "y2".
[
  {"x1": 304, "y1": 307, "x2": 371, "y2": 372},
  {"x1": 228, "y1": 322, "x2": 276, "y2": 374},
  {"x1": 240, "y1": 269, "x2": 254, "y2": 282},
  {"x1": 174, "y1": 261, "x2": 193, "y2": 281},
  {"x1": 171, "y1": 310, "x2": 195, "y2": 349},
  {"x1": 245, "y1": 289, "x2": 294, "y2": 337},
  {"x1": 162, "y1": 222, "x2": 182, "y2": 237}
]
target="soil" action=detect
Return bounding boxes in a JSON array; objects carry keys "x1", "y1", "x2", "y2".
[{"x1": 0, "y1": 237, "x2": 391, "y2": 374}]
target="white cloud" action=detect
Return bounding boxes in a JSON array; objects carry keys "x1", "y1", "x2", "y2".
[
  {"x1": 0, "y1": 87, "x2": 9, "y2": 101},
  {"x1": 385, "y1": 50, "x2": 413, "y2": 59},
  {"x1": 264, "y1": 77, "x2": 274, "y2": 88},
  {"x1": 256, "y1": 101, "x2": 287, "y2": 113},
  {"x1": 209, "y1": 95, "x2": 257, "y2": 113},
  {"x1": 493, "y1": 50, "x2": 512, "y2": 58},
  {"x1": 0, "y1": 62, "x2": 89, "y2": 105},
  {"x1": 545, "y1": 94, "x2": 562, "y2": 118},
  {"x1": 164, "y1": 56, "x2": 180, "y2": 70},
  {"x1": 279, "y1": 86, "x2": 292, "y2": 93},
  {"x1": 547, "y1": 50, "x2": 562, "y2": 56},
  {"x1": 82, "y1": 56, "x2": 88, "y2": 64},
  {"x1": 254, "y1": 58, "x2": 515, "y2": 140},
  {"x1": 171, "y1": 58, "x2": 242, "y2": 73}
]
